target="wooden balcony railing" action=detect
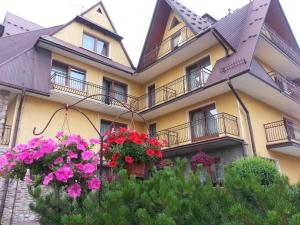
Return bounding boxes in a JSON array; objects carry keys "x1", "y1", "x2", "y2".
[
  {"x1": 140, "y1": 26, "x2": 195, "y2": 69},
  {"x1": 0, "y1": 125, "x2": 11, "y2": 146},
  {"x1": 50, "y1": 73, "x2": 138, "y2": 109},
  {"x1": 261, "y1": 24, "x2": 300, "y2": 65},
  {"x1": 264, "y1": 120, "x2": 300, "y2": 144},
  {"x1": 137, "y1": 68, "x2": 211, "y2": 111},
  {"x1": 152, "y1": 113, "x2": 239, "y2": 148},
  {"x1": 270, "y1": 72, "x2": 300, "y2": 103}
]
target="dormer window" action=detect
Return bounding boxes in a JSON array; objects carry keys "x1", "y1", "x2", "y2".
[
  {"x1": 82, "y1": 33, "x2": 108, "y2": 56},
  {"x1": 170, "y1": 17, "x2": 180, "y2": 29}
]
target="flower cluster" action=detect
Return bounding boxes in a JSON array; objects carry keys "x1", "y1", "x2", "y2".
[
  {"x1": 104, "y1": 128, "x2": 165, "y2": 168},
  {"x1": 190, "y1": 151, "x2": 214, "y2": 168},
  {"x1": 0, "y1": 132, "x2": 101, "y2": 199}
]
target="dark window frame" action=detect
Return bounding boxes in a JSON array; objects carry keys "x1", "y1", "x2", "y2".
[
  {"x1": 102, "y1": 77, "x2": 128, "y2": 104},
  {"x1": 82, "y1": 32, "x2": 109, "y2": 57},
  {"x1": 100, "y1": 119, "x2": 127, "y2": 135}
]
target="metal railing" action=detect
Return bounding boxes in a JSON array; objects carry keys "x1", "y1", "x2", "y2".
[
  {"x1": 50, "y1": 73, "x2": 139, "y2": 109},
  {"x1": 137, "y1": 68, "x2": 211, "y2": 111},
  {"x1": 0, "y1": 125, "x2": 11, "y2": 146},
  {"x1": 264, "y1": 120, "x2": 300, "y2": 143},
  {"x1": 140, "y1": 26, "x2": 195, "y2": 69},
  {"x1": 261, "y1": 24, "x2": 300, "y2": 65},
  {"x1": 151, "y1": 113, "x2": 239, "y2": 148},
  {"x1": 269, "y1": 72, "x2": 300, "y2": 103}
]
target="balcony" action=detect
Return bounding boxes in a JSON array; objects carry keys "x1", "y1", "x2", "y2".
[
  {"x1": 50, "y1": 73, "x2": 138, "y2": 111},
  {"x1": 261, "y1": 24, "x2": 300, "y2": 66},
  {"x1": 264, "y1": 120, "x2": 300, "y2": 157},
  {"x1": 153, "y1": 113, "x2": 241, "y2": 156},
  {"x1": 0, "y1": 125, "x2": 11, "y2": 146},
  {"x1": 270, "y1": 72, "x2": 300, "y2": 103},
  {"x1": 137, "y1": 68, "x2": 211, "y2": 111},
  {"x1": 139, "y1": 26, "x2": 195, "y2": 70}
]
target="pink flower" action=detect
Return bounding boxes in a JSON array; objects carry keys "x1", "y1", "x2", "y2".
[
  {"x1": 89, "y1": 138, "x2": 100, "y2": 145},
  {"x1": 23, "y1": 153, "x2": 34, "y2": 165},
  {"x1": 33, "y1": 151, "x2": 44, "y2": 160},
  {"x1": 0, "y1": 156, "x2": 8, "y2": 170},
  {"x1": 81, "y1": 151, "x2": 94, "y2": 161},
  {"x1": 43, "y1": 173, "x2": 54, "y2": 185},
  {"x1": 54, "y1": 165, "x2": 74, "y2": 183},
  {"x1": 87, "y1": 177, "x2": 101, "y2": 190},
  {"x1": 67, "y1": 151, "x2": 78, "y2": 159},
  {"x1": 77, "y1": 140, "x2": 88, "y2": 151},
  {"x1": 54, "y1": 156, "x2": 63, "y2": 165},
  {"x1": 67, "y1": 183, "x2": 81, "y2": 199},
  {"x1": 56, "y1": 131, "x2": 64, "y2": 139},
  {"x1": 81, "y1": 163, "x2": 97, "y2": 174}
]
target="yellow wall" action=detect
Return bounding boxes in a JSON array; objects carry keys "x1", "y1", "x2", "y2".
[
  {"x1": 81, "y1": 4, "x2": 114, "y2": 32},
  {"x1": 237, "y1": 91, "x2": 300, "y2": 184},
  {"x1": 53, "y1": 22, "x2": 131, "y2": 67},
  {"x1": 52, "y1": 53, "x2": 143, "y2": 97},
  {"x1": 16, "y1": 96, "x2": 144, "y2": 144}
]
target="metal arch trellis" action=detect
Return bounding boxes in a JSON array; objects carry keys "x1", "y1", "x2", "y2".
[{"x1": 32, "y1": 93, "x2": 147, "y2": 203}]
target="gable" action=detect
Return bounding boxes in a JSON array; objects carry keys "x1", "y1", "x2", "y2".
[
  {"x1": 81, "y1": 3, "x2": 115, "y2": 32},
  {"x1": 265, "y1": 0, "x2": 299, "y2": 51},
  {"x1": 52, "y1": 21, "x2": 131, "y2": 67}
]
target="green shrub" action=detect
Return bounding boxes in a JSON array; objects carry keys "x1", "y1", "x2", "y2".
[{"x1": 225, "y1": 157, "x2": 280, "y2": 185}]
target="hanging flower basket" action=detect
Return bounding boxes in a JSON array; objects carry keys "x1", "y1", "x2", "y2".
[
  {"x1": 190, "y1": 151, "x2": 214, "y2": 169},
  {"x1": 126, "y1": 162, "x2": 146, "y2": 178},
  {"x1": 104, "y1": 128, "x2": 165, "y2": 178}
]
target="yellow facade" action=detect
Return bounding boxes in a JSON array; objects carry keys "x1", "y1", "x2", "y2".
[{"x1": 5, "y1": 1, "x2": 300, "y2": 185}]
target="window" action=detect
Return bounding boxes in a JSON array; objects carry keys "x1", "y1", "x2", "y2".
[
  {"x1": 82, "y1": 33, "x2": 108, "y2": 56},
  {"x1": 171, "y1": 32, "x2": 182, "y2": 50},
  {"x1": 149, "y1": 123, "x2": 157, "y2": 137},
  {"x1": 102, "y1": 78, "x2": 127, "y2": 104},
  {"x1": 186, "y1": 57, "x2": 212, "y2": 91},
  {"x1": 148, "y1": 84, "x2": 156, "y2": 107},
  {"x1": 100, "y1": 120, "x2": 127, "y2": 136},
  {"x1": 51, "y1": 61, "x2": 86, "y2": 91},
  {"x1": 189, "y1": 104, "x2": 218, "y2": 140},
  {"x1": 170, "y1": 17, "x2": 180, "y2": 29}
]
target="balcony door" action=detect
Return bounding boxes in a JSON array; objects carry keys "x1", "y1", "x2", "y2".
[
  {"x1": 103, "y1": 78, "x2": 127, "y2": 105},
  {"x1": 186, "y1": 57, "x2": 212, "y2": 91},
  {"x1": 189, "y1": 104, "x2": 218, "y2": 141},
  {"x1": 148, "y1": 84, "x2": 156, "y2": 108}
]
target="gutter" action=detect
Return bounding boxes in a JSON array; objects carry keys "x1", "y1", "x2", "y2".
[
  {"x1": 227, "y1": 80, "x2": 257, "y2": 156},
  {"x1": 0, "y1": 89, "x2": 26, "y2": 223}
]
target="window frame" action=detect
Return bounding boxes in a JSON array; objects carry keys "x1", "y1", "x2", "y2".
[
  {"x1": 82, "y1": 32, "x2": 109, "y2": 57},
  {"x1": 102, "y1": 77, "x2": 128, "y2": 104},
  {"x1": 51, "y1": 60, "x2": 86, "y2": 90},
  {"x1": 100, "y1": 119, "x2": 127, "y2": 135}
]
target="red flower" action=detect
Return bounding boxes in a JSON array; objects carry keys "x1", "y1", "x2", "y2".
[
  {"x1": 108, "y1": 161, "x2": 117, "y2": 168},
  {"x1": 125, "y1": 156, "x2": 134, "y2": 164},
  {"x1": 146, "y1": 149, "x2": 155, "y2": 156},
  {"x1": 119, "y1": 127, "x2": 127, "y2": 133},
  {"x1": 154, "y1": 150, "x2": 163, "y2": 160},
  {"x1": 112, "y1": 152, "x2": 120, "y2": 161},
  {"x1": 140, "y1": 133, "x2": 147, "y2": 140},
  {"x1": 107, "y1": 136, "x2": 115, "y2": 143},
  {"x1": 147, "y1": 137, "x2": 160, "y2": 146},
  {"x1": 114, "y1": 136, "x2": 126, "y2": 144}
]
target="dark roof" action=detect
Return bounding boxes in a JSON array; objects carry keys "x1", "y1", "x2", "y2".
[
  {"x1": 38, "y1": 35, "x2": 135, "y2": 74},
  {"x1": 2, "y1": 12, "x2": 43, "y2": 37},
  {"x1": 0, "y1": 26, "x2": 62, "y2": 66},
  {"x1": 74, "y1": 16, "x2": 123, "y2": 41}
]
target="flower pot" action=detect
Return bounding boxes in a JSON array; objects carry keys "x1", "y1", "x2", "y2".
[{"x1": 126, "y1": 163, "x2": 146, "y2": 178}]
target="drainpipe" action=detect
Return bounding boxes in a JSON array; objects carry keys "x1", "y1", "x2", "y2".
[
  {"x1": 227, "y1": 81, "x2": 257, "y2": 156},
  {"x1": 0, "y1": 89, "x2": 25, "y2": 223}
]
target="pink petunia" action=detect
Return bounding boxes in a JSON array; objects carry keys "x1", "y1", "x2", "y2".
[
  {"x1": 67, "y1": 151, "x2": 78, "y2": 159},
  {"x1": 54, "y1": 165, "x2": 74, "y2": 183},
  {"x1": 54, "y1": 156, "x2": 63, "y2": 165},
  {"x1": 87, "y1": 177, "x2": 101, "y2": 190},
  {"x1": 89, "y1": 138, "x2": 100, "y2": 145},
  {"x1": 43, "y1": 173, "x2": 54, "y2": 185},
  {"x1": 80, "y1": 163, "x2": 97, "y2": 174},
  {"x1": 67, "y1": 183, "x2": 82, "y2": 199},
  {"x1": 81, "y1": 151, "x2": 94, "y2": 161},
  {"x1": 56, "y1": 131, "x2": 64, "y2": 139},
  {"x1": 0, "y1": 156, "x2": 8, "y2": 170}
]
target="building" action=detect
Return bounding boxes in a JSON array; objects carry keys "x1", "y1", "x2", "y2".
[{"x1": 0, "y1": 0, "x2": 300, "y2": 224}]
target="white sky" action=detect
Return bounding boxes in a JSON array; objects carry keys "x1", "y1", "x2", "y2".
[{"x1": 0, "y1": 0, "x2": 299, "y2": 66}]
